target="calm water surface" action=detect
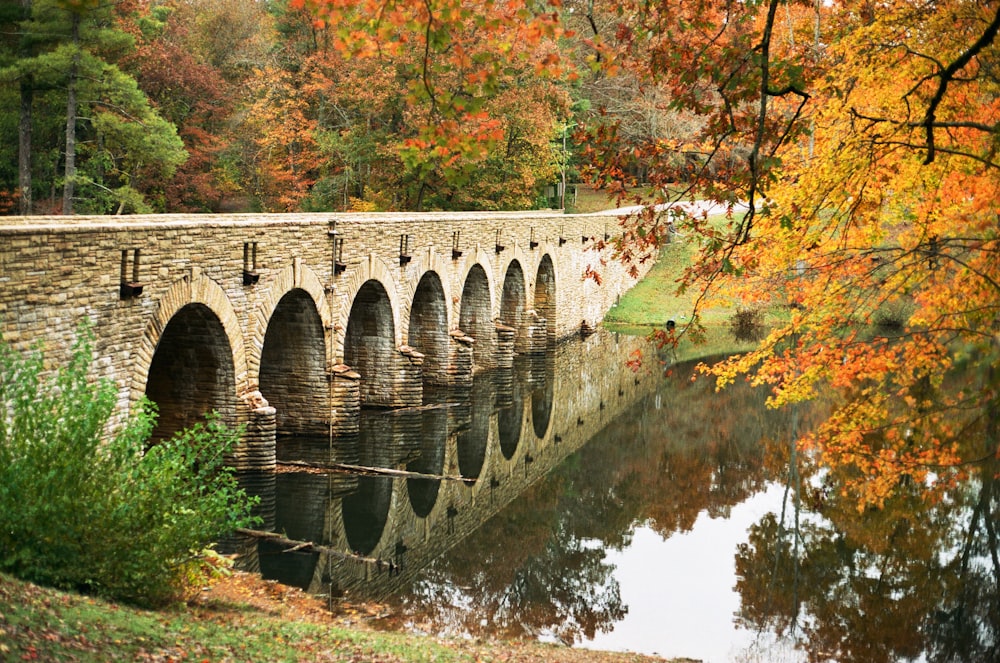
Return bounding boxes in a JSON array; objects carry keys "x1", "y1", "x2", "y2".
[{"x1": 252, "y1": 330, "x2": 999, "y2": 663}]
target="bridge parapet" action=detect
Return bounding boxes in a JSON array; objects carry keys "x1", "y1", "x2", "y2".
[{"x1": 0, "y1": 210, "x2": 647, "y2": 456}]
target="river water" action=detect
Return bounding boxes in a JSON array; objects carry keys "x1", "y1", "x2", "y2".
[{"x1": 243, "y1": 329, "x2": 999, "y2": 663}]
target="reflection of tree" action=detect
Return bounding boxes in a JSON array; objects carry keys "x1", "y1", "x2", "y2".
[
  {"x1": 735, "y1": 459, "x2": 1000, "y2": 663},
  {"x1": 506, "y1": 525, "x2": 626, "y2": 645},
  {"x1": 385, "y1": 357, "x2": 804, "y2": 643},
  {"x1": 593, "y1": 358, "x2": 796, "y2": 539},
  {"x1": 397, "y1": 473, "x2": 626, "y2": 644},
  {"x1": 926, "y1": 466, "x2": 1000, "y2": 663}
]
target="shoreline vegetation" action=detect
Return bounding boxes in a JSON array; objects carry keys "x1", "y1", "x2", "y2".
[{"x1": 1, "y1": 188, "x2": 718, "y2": 663}]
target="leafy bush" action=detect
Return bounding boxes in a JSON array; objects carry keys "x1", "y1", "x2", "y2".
[
  {"x1": 0, "y1": 327, "x2": 258, "y2": 606},
  {"x1": 728, "y1": 306, "x2": 766, "y2": 343}
]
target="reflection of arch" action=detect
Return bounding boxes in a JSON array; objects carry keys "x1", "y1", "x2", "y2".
[
  {"x1": 408, "y1": 271, "x2": 449, "y2": 392},
  {"x1": 341, "y1": 413, "x2": 400, "y2": 555},
  {"x1": 534, "y1": 253, "x2": 557, "y2": 348},
  {"x1": 134, "y1": 273, "x2": 247, "y2": 442},
  {"x1": 406, "y1": 407, "x2": 447, "y2": 517},
  {"x1": 456, "y1": 372, "x2": 494, "y2": 483},
  {"x1": 460, "y1": 261, "x2": 495, "y2": 370},
  {"x1": 530, "y1": 357, "x2": 555, "y2": 440},
  {"x1": 497, "y1": 369, "x2": 524, "y2": 459},
  {"x1": 342, "y1": 475, "x2": 394, "y2": 556}
]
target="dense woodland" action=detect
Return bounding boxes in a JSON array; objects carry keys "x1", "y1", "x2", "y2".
[{"x1": 1, "y1": 0, "x2": 600, "y2": 214}]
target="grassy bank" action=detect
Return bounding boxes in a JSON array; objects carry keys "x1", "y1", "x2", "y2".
[
  {"x1": 0, "y1": 571, "x2": 669, "y2": 662},
  {"x1": 602, "y1": 224, "x2": 761, "y2": 363}
]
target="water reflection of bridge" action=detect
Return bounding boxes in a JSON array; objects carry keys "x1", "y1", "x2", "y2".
[{"x1": 234, "y1": 329, "x2": 659, "y2": 599}]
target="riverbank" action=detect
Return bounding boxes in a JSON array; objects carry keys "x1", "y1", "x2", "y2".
[
  {"x1": 603, "y1": 223, "x2": 763, "y2": 363},
  {"x1": 0, "y1": 570, "x2": 681, "y2": 662}
]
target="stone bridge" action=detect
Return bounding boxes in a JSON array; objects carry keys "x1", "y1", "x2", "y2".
[{"x1": 0, "y1": 210, "x2": 646, "y2": 465}]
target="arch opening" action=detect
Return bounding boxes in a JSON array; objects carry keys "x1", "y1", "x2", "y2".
[
  {"x1": 408, "y1": 272, "x2": 449, "y2": 397},
  {"x1": 500, "y1": 261, "x2": 526, "y2": 355},
  {"x1": 145, "y1": 303, "x2": 237, "y2": 443},
  {"x1": 345, "y1": 280, "x2": 396, "y2": 408},
  {"x1": 534, "y1": 254, "x2": 556, "y2": 349},
  {"x1": 459, "y1": 264, "x2": 494, "y2": 371},
  {"x1": 259, "y1": 289, "x2": 327, "y2": 445}
]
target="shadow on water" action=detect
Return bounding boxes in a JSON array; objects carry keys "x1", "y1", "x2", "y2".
[{"x1": 237, "y1": 330, "x2": 1000, "y2": 663}]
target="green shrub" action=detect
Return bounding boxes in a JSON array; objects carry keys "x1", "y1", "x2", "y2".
[{"x1": 0, "y1": 326, "x2": 258, "y2": 606}]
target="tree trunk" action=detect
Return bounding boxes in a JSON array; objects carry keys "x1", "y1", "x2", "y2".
[
  {"x1": 62, "y1": 11, "x2": 80, "y2": 215},
  {"x1": 17, "y1": 0, "x2": 32, "y2": 215},
  {"x1": 19, "y1": 82, "x2": 32, "y2": 215}
]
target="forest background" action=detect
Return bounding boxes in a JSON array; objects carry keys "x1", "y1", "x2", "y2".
[{"x1": 0, "y1": 0, "x2": 653, "y2": 215}]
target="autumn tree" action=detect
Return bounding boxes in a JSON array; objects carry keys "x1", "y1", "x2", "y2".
[
  {"x1": 564, "y1": 0, "x2": 1000, "y2": 507},
  {"x1": 116, "y1": 0, "x2": 237, "y2": 212},
  {"x1": 293, "y1": 0, "x2": 572, "y2": 211}
]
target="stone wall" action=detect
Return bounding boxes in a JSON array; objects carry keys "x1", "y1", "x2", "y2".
[{"x1": 0, "y1": 210, "x2": 646, "y2": 425}]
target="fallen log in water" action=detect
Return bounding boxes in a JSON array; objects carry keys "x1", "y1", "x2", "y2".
[
  {"x1": 234, "y1": 528, "x2": 401, "y2": 574},
  {"x1": 276, "y1": 459, "x2": 469, "y2": 482}
]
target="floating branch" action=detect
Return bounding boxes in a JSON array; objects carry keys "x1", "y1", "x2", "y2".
[
  {"x1": 276, "y1": 459, "x2": 470, "y2": 482},
  {"x1": 235, "y1": 528, "x2": 397, "y2": 573}
]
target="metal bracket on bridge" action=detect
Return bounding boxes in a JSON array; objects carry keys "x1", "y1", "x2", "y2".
[
  {"x1": 119, "y1": 248, "x2": 144, "y2": 299},
  {"x1": 329, "y1": 220, "x2": 347, "y2": 275},
  {"x1": 495, "y1": 229, "x2": 505, "y2": 254},
  {"x1": 242, "y1": 242, "x2": 260, "y2": 286},
  {"x1": 399, "y1": 234, "x2": 412, "y2": 266}
]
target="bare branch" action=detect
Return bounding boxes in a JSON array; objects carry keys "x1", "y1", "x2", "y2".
[{"x1": 921, "y1": 6, "x2": 1000, "y2": 163}]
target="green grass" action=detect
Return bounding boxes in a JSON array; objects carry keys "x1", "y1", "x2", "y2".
[
  {"x1": 564, "y1": 185, "x2": 618, "y2": 213},
  {"x1": 602, "y1": 216, "x2": 769, "y2": 362},
  {"x1": 0, "y1": 572, "x2": 485, "y2": 662}
]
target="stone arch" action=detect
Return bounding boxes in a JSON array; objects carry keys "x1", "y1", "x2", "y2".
[
  {"x1": 498, "y1": 250, "x2": 529, "y2": 355},
  {"x1": 254, "y1": 264, "x2": 331, "y2": 441},
  {"x1": 407, "y1": 270, "x2": 450, "y2": 393},
  {"x1": 133, "y1": 272, "x2": 248, "y2": 442},
  {"x1": 401, "y1": 249, "x2": 455, "y2": 392},
  {"x1": 333, "y1": 254, "x2": 402, "y2": 361},
  {"x1": 248, "y1": 262, "x2": 333, "y2": 379},
  {"x1": 458, "y1": 249, "x2": 497, "y2": 371},
  {"x1": 344, "y1": 280, "x2": 399, "y2": 408},
  {"x1": 533, "y1": 251, "x2": 557, "y2": 350},
  {"x1": 400, "y1": 247, "x2": 456, "y2": 334}
]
